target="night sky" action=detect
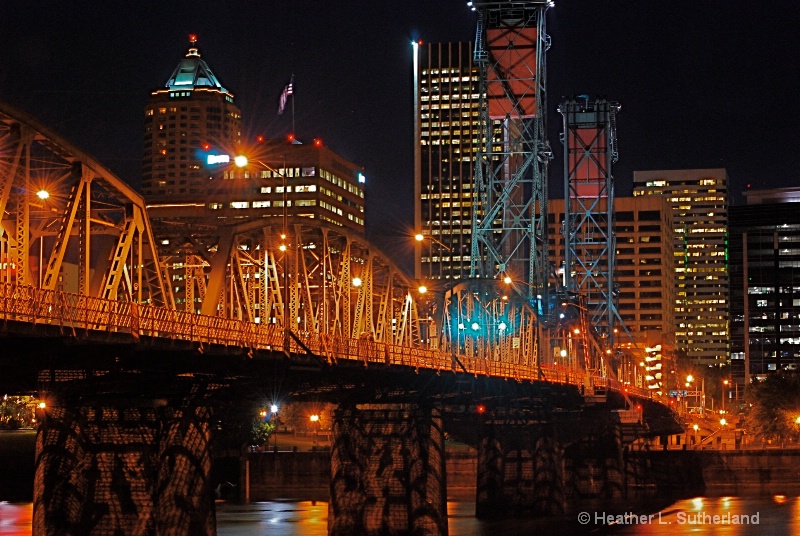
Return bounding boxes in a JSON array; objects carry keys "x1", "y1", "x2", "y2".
[{"x1": 1, "y1": 1, "x2": 798, "y2": 269}]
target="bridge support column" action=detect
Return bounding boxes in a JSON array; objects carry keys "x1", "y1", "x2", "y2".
[
  {"x1": 601, "y1": 424, "x2": 624, "y2": 499},
  {"x1": 562, "y1": 424, "x2": 625, "y2": 500},
  {"x1": 33, "y1": 404, "x2": 215, "y2": 536},
  {"x1": 328, "y1": 404, "x2": 447, "y2": 536},
  {"x1": 475, "y1": 426, "x2": 564, "y2": 518}
]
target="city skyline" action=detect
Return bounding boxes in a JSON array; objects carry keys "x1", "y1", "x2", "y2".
[{"x1": 1, "y1": 1, "x2": 798, "y2": 267}]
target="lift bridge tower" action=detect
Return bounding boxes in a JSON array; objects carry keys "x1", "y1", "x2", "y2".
[
  {"x1": 559, "y1": 97, "x2": 623, "y2": 348},
  {"x1": 440, "y1": 2, "x2": 554, "y2": 366},
  {"x1": 469, "y1": 0, "x2": 553, "y2": 297}
]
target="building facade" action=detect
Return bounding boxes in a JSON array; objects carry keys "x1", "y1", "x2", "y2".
[
  {"x1": 729, "y1": 188, "x2": 800, "y2": 397},
  {"x1": 147, "y1": 138, "x2": 365, "y2": 234},
  {"x1": 633, "y1": 168, "x2": 729, "y2": 366},
  {"x1": 142, "y1": 38, "x2": 242, "y2": 203},
  {"x1": 549, "y1": 196, "x2": 677, "y2": 392},
  {"x1": 412, "y1": 41, "x2": 480, "y2": 282}
]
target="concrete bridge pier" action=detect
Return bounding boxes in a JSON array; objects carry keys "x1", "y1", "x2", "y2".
[
  {"x1": 328, "y1": 404, "x2": 447, "y2": 536},
  {"x1": 33, "y1": 403, "x2": 215, "y2": 536},
  {"x1": 562, "y1": 424, "x2": 625, "y2": 500},
  {"x1": 475, "y1": 425, "x2": 565, "y2": 518}
]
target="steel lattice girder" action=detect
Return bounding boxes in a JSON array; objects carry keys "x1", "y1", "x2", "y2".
[
  {"x1": 0, "y1": 101, "x2": 172, "y2": 308},
  {"x1": 156, "y1": 218, "x2": 422, "y2": 346}
]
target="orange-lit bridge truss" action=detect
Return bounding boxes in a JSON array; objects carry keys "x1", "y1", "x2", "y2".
[{"x1": 0, "y1": 99, "x2": 654, "y2": 403}]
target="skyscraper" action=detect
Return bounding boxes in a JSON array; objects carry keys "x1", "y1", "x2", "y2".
[
  {"x1": 729, "y1": 187, "x2": 800, "y2": 397},
  {"x1": 142, "y1": 37, "x2": 241, "y2": 202},
  {"x1": 633, "y1": 168, "x2": 729, "y2": 366},
  {"x1": 412, "y1": 41, "x2": 480, "y2": 282}
]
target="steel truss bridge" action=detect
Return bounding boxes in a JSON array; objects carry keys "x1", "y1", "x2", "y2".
[{"x1": 0, "y1": 99, "x2": 669, "y2": 417}]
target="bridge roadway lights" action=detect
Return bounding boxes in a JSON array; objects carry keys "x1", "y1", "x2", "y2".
[
  {"x1": 33, "y1": 403, "x2": 215, "y2": 535},
  {"x1": 329, "y1": 404, "x2": 447, "y2": 536}
]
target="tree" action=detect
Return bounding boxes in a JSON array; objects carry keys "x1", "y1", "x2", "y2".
[{"x1": 744, "y1": 373, "x2": 800, "y2": 444}]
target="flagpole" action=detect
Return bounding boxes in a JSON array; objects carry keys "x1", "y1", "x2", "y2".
[{"x1": 291, "y1": 73, "x2": 295, "y2": 137}]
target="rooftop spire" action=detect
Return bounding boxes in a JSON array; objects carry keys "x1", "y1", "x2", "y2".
[{"x1": 163, "y1": 34, "x2": 230, "y2": 93}]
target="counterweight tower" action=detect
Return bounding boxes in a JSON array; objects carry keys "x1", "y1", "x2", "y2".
[
  {"x1": 559, "y1": 97, "x2": 622, "y2": 345},
  {"x1": 469, "y1": 1, "x2": 554, "y2": 302}
]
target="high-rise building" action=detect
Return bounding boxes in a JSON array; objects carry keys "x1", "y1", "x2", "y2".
[
  {"x1": 213, "y1": 139, "x2": 366, "y2": 233},
  {"x1": 412, "y1": 41, "x2": 480, "y2": 282},
  {"x1": 549, "y1": 196, "x2": 677, "y2": 392},
  {"x1": 633, "y1": 168, "x2": 729, "y2": 366},
  {"x1": 144, "y1": 39, "x2": 365, "y2": 235},
  {"x1": 729, "y1": 188, "x2": 800, "y2": 399},
  {"x1": 142, "y1": 37, "x2": 242, "y2": 202}
]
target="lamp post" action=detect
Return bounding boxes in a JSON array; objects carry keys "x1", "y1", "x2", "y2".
[
  {"x1": 414, "y1": 231, "x2": 451, "y2": 281},
  {"x1": 722, "y1": 379, "x2": 729, "y2": 413},
  {"x1": 271, "y1": 404, "x2": 279, "y2": 449},
  {"x1": 235, "y1": 155, "x2": 291, "y2": 352},
  {"x1": 310, "y1": 414, "x2": 320, "y2": 448},
  {"x1": 35, "y1": 189, "x2": 50, "y2": 288}
]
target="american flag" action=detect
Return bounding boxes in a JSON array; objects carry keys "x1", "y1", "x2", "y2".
[{"x1": 278, "y1": 77, "x2": 293, "y2": 115}]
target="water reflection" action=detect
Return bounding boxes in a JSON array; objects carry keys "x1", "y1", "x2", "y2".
[
  {"x1": 5, "y1": 496, "x2": 800, "y2": 535},
  {"x1": 0, "y1": 502, "x2": 32, "y2": 536},
  {"x1": 613, "y1": 495, "x2": 800, "y2": 535},
  {"x1": 217, "y1": 501, "x2": 328, "y2": 536}
]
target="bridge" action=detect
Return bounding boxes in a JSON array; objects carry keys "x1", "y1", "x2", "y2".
[{"x1": 0, "y1": 99, "x2": 680, "y2": 535}]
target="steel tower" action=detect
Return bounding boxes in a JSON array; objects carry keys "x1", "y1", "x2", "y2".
[
  {"x1": 558, "y1": 97, "x2": 622, "y2": 344},
  {"x1": 469, "y1": 0, "x2": 553, "y2": 301}
]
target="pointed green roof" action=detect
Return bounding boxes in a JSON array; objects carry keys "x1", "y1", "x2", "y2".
[{"x1": 164, "y1": 38, "x2": 229, "y2": 93}]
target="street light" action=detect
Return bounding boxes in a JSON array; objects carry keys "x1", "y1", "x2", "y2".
[
  {"x1": 310, "y1": 414, "x2": 320, "y2": 448},
  {"x1": 722, "y1": 379, "x2": 729, "y2": 413},
  {"x1": 235, "y1": 155, "x2": 292, "y2": 350},
  {"x1": 33, "y1": 189, "x2": 50, "y2": 287},
  {"x1": 414, "y1": 232, "x2": 451, "y2": 251},
  {"x1": 271, "y1": 404, "x2": 279, "y2": 449}
]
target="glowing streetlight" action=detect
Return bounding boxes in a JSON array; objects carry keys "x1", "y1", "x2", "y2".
[
  {"x1": 36, "y1": 189, "x2": 50, "y2": 200},
  {"x1": 271, "y1": 404, "x2": 280, "y2": 448},
  {"x1": 722, "y1": 379, "x2": 729, "y2": 412},
  {"x1": 310, "y1": 414, "x2": 320, "y2": 447},
  {"x1": 235, "y1": 154, "x2": 292, "y2": 349},
  {"x1": 414, "y1": 232, "x2": 451, "y2": 251}
]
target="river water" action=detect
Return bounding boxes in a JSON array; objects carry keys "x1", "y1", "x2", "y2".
[{"x1": 2, "y1": 495, "x2": 798, "y2": 535}]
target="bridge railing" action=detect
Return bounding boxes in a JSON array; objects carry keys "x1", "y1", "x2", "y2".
[{"x1": 0, "y1": 284, "x2": 652, "y2": 401}]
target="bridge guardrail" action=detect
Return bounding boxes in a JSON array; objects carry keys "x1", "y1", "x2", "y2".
[{"x1": 0, "y1": 284, "x2": 655, "y2": 402}]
